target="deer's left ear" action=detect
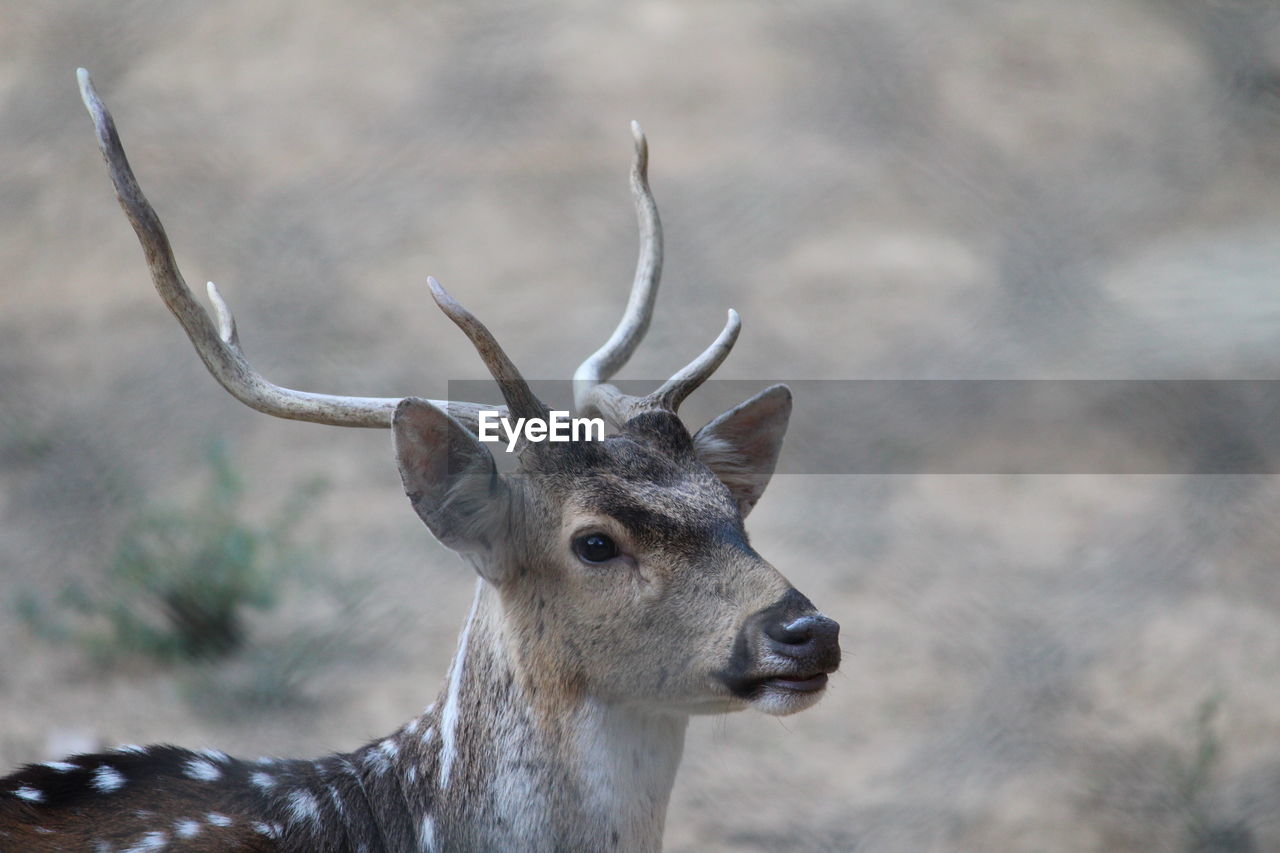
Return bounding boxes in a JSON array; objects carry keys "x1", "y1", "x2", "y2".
[{"x1": 692, "y1": 384, "x2": 791, "y2": 518}]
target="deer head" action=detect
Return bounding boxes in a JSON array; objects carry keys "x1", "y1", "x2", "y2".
[{"x1": 76, "y1": 68, "x2": 840, "y2": 721}]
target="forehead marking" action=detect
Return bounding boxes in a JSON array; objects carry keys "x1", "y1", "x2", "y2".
[{"x1": 578, "y1": 475, "x2": 741, "y2": 538}]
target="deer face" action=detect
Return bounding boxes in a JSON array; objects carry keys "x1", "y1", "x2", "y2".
[{"x1": 394, "y1": 386, "x2": 840, "y2": 719}]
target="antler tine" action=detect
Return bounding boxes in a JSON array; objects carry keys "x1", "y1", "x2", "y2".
[
  {"x1": 648, "y1": 309, "x2": 741, "y2": 412},
  {"x1": 572, "y1": 121, "x2": 663, "y2": 416},
  {"x1": 428, "y1": 277, "x2": 548, "y2": 421},
  {"x1": 77, "y1": 68, "x2": 504, "y2": 431},
  {"x1": 573, "y1": 121, "x2": 742, "y2": 426},
  {"x1": 583, "y1": 311, "x2": 742, "y2": 427}
]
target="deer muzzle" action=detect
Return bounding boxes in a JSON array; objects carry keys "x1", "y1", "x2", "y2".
[{"x1": 717, "y1": 588, "x2": 841, "y2": 716}]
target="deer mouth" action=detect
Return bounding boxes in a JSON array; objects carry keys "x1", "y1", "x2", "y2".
[
  {"x1": 758, "y1": 672, "x2": 829, "y2": 693},
  {"x1": 732, "y1": 667, "x2": 834, "y2": 716},
  {"x1": 724, "y1": 665, "x2": 834, "y2": 701}
]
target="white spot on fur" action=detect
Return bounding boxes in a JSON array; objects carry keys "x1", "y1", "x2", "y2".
[
  {"x1": 440, "y1": 580, "x2": 481, "y2": 789},
  {"x1": 420, "y1": 814, "x2": 436, "y2": 851},
  {"x1": 34, "y1": 826, "x2": 53, "y2": 834},
  {"x1": 362, "y1": 748, "x2": 391, "y2": 775},
  {"x1": 175, "y1": 818, "x2": 201, "y2": 838},
  {"x1": 406, "y1": 764, "x2": 418, "y2": 784},
  {"x1": 326, "y1": 784, "x2": 346, "y2": 816},
  {"x1": 198, "y1": 749, "x2": 229, "y2": 763},
  {"x1": 184, "y1": 758, "x2": 221, "y2": 781},
  {"x1": 255, "y1": 756, "x2": 279, "y2": 765},
  {"x1": 112, "y1": 745, "x2": 147, "y2": 755},
  {"x1": 252, "y1": 821, "x2": 282, "y2": 838},
  {"x1": 134, "y1": 810, "x2": 153, "y2": 819},
  {"x1": 379, "y1": 738, "x2": 399, "y2": 761},
  {"x1": 42, "y1": 761, "x2": 77, "y2": 772},
  {"x1": 121, "y1": 831, "x2": 167, "y2": 852},
  {"x1": 250, "y1": 771, "x2": 275, "y2": 789},
  {"x1": 205, "y1": 812, "x2": 232, "y2": 827},
  {"x1": 404, "y1": 718, "x2": 420, "y2": 735},
  {"x1": 421, "y1": 726, "x2": 435, "y2": 746},
  {"x1": 94, "y1": 840, "x2": 113, "y2": 853},
  {"x1": 286, "y1": 789, "x2": 320, "y2": 824},
  {"x1": 92, "y1": 765, "x2": 125, "y2": 793},
  {"x1": 14, "y1": 786, "x2": 42, "y2": 802}
]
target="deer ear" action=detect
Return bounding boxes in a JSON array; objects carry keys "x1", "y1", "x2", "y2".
[
  {"x1": 692, "y1": 384, "x2": 791, "y2": 519},
  {"x1": 393, "y1": 397, "x2": 512, "y2": 582}
]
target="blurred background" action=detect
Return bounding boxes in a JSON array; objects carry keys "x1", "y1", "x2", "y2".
[{"x1": 4, "y1": 1, "x2": 1280, "y2": 850}]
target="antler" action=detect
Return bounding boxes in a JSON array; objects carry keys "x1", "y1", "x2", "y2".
[
  {"x1": 427, "y1": 277, "x2": 547, "y2": 421},
  {"x1": 572, "y1": 122, "x2": 741, "y2": 426},
  {"x1": 77, "y1": 68, "x2": 511, "y2": 431},
  {"x1": 80, "y1": 69, "x2": 730, "y2": 433}
]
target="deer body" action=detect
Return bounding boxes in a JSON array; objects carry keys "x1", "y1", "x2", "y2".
[
  {"x1": 0, "y1": 70, "x2": 840, "y2": 852},
  {"x1": 1, "y1": 584, "x2": 686, "y2": 851}
]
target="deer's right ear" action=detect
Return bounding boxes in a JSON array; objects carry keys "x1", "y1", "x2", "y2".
[{"x1": 393, "y1": 398, "x2": 512, "y2": 580}]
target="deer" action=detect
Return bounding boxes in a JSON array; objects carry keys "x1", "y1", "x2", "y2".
[{"x1": 0, "y1": 69, "x2": 841, "y2": 853}]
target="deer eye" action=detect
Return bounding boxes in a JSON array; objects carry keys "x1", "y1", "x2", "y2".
[{"x1": 573, "y1": 533, "x2": 619, "y2": 564}]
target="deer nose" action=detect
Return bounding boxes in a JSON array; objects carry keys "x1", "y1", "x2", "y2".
[{"x1": 764, "y1": 613, "x2": 840, "y2": 659}]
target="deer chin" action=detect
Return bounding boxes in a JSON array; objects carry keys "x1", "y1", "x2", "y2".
[
  {"x1": 670, "y1": 696, "x2": 753, "y2": 716},
  {"x1": 746, "y1": 672, "x2": 830, "y2": 716}
]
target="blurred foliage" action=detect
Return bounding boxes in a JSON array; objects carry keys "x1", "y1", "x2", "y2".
[
  {"x1": 17, "y1": 442, "x2": 329, "y2": 666},
  {"x1": 1177, "y1": 694, "x2": 1256, "y2": 853}
]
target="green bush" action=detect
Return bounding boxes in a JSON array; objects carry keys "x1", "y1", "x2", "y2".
[{"x1": 19, "y1": 442, "x2": 326, "y2": 664}]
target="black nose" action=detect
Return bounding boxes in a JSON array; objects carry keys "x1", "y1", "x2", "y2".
[{"x1": 764, "y1": 613, "x2": 840, "y2": 660}]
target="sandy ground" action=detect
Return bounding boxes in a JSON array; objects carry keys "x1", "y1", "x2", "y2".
[{"x1": 5, "y1": 1, "x2": 1280, "y2": 850}]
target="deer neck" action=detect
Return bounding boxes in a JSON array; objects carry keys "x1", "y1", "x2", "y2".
[{"x1": 355, "y1": 580, "x2": 689, "y2": 852}]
